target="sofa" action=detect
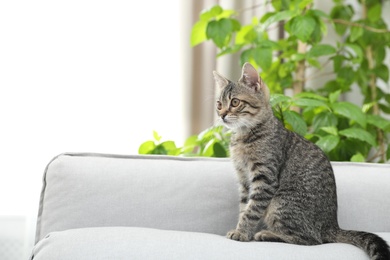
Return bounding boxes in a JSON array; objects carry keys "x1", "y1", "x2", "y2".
[{"x1": 30, "y1": 153, "x2": 390, "y2": 260}]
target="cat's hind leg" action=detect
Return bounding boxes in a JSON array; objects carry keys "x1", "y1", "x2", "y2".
[
  {"x1": 254, "y1": 229, "x2": 315, "y2": 245},
  {"x1": 254, "y1": 230, "x2": 288, "y2": 243},
  {"x1": 257, "y1": 197, "x2": 322, "y2": 245}
]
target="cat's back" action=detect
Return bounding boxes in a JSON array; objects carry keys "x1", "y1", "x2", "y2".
[
  {"x1": 282, "y1": 128, "x2": 334, "y2": 178},
  {"x1": 277, "y1": 128, "x2": 337, "y2": 213}
]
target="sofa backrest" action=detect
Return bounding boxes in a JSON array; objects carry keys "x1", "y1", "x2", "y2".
[
  {"x1": 35, "y1": 153, "x2": 390, "y2": 243},
  {"x1": 35, "y1": 153, "x2": 239, "y2": 242}
]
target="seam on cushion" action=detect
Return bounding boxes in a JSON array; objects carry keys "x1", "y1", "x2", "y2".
[
  {"x1": 60, "y1": 152, "x2": 231, "y2": 162},
  {"x1": 331, "y1": 161, "x2": 390, "y2": 169},
  {"x1": 62, "y1": 153, "x2": 389, "y2": 167}
]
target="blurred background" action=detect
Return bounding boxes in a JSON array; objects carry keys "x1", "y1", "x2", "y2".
[{"x1": 0, "y1": 0, "x2": 389, "y2": 259}]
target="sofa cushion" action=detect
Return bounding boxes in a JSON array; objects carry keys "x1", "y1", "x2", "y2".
[{"x1": 31, "y1": 227, "x2": 390, "y2": 260}]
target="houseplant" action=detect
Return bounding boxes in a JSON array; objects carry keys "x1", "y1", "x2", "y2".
[{"x1": 140, "y1": 0, "x2": 390, "y2": 162}]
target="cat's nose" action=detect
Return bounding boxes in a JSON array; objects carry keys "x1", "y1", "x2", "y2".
[{"x1": 221, "y1": 113, "x2": 227, "y2": 120}]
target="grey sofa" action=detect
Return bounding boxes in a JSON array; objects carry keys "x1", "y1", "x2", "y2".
[{"x1": 30, "y1": 153, "x2": 390, "y2": 260}]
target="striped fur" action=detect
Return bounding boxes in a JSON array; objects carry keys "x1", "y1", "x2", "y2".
[{"x1": 213, "y1": 63, "x2": 390, "y2": 260}]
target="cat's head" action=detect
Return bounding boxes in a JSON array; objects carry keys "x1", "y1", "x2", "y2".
[{"x1": 213, "y1": 62, "x2": 271, "y2": 131}]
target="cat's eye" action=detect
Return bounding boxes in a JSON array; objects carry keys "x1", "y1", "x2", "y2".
[
  {"x1": 216, "y1": 101, "x2": 222, "y2": 110},
  {"x1": 231, "y1": 98, "x2": 240, "y2": 107}
]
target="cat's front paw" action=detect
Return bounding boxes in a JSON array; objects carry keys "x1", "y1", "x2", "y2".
[{"x1": 226, "y1": 229, "x2": 250, "y2": 242}]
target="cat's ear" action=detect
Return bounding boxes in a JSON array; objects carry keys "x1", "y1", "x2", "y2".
[
  {"x1": 213, "y1": 71, "x2": 229, "y2": 89},
  {"x1": 239, "y1": 62, "x2": 269, "y2": 99}
]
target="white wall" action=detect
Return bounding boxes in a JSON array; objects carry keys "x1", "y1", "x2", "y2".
[{"x1": 0, "y1": 0, "x2": 184, "y2": 257}]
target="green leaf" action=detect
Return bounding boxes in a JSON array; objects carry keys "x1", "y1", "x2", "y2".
[
  {"x1": 272, "y1": 0, "x2": 290, "y2": 11},
  {"x1": 298, "y1": 0, "x2": 313, "y2": 9},
  {"x1": 332, "y1": 55, "x2": 344, "y2": 71},
  {"x1": 270, "y1": 94, "x2": 292, "y2": 107},
  {"x1": 202, "y1": 139, "x2": 216, "y2": 157},
  {"x1": 311, "y1": 9, "x2": 330, "y2": 19},
  {"x1": 260, "y1": 12, "x2": 276, "y2": 24},
  {"x1": 192, "y1": 6, "x2": 234, "y2": 47},
  {"x1": 260, "y1": 10, "x2": 296, "y2": 30},
  {"x1": 216, "y1": 9, "x2": 236, "y2": 20},
  {"x1": 217, "y1": 45, "x2": 242, "y2": 57},
  {"x1": 292, "y1": 98, "x2": 329, "y2": 108},
  {"x1": 200, "y1": 5, "x2": 223, "y2": 21},
  {"x1": 308, "y1": 44, "x2": 336, "y2": 57},
  {"x1": 153, "y1": 131, "x2": 162, "y2": 142},
  {"x1": 235, "y1": 24, "x2": 255, "y2": 45},
  {"x1": 283, "y1": 110, "x2": 307, "y2": 136},
  {"x1": 336, "y1": 67, "x2": 355, "y2": 85},
  {"x1": 312, "y1": 112, "x2": 338, "y2": 132},
  {"x1": 331, "y1": 102, "x2": 366, "y2": 128},
  {"x1": 367, "y1": 115, "x2": 390, "y2": 131},
  {"x1": 290, "y1": 15, "x2": 316, "y2": 42},
  {"x1": 213, "y1": 142, "x2": 227, "y2": 157},
  {"x1": 307, "y1": 58, "x2": 321, "y2": 68},
  {"x1": 350, "y1": 25, "x2": 363, "y2": 42},
  {"x1": 253, "y1": 47, "x2": 273, "y2": 71},
  {"x1": 380, "y1": 103, "x2": 390, "y2": 114},
  {"x1": 362, "y1": 102, "x2": 374, "y2": 113},
  {"x1": 182, "y1": 135, "x2": 198, "y2": 154},
  {"x1": 375, "y1": 46, "x2": 386, "y2": 65},
  {"x1": 320, "y1": 126, "x2": 338, "y2": 136},
  {"x1": 230, "y1": 19, "x2": 241, "y2": 31},
  {"x1": 152, "y1": 144, "x2": 169, "y2": 155},
  {"x1": 138, "y1": 141, "x2": 156, "y2": 154},
  {"x1": 294, "y1": 92, "x2": 328, "y2": 101},
  {"x1": 316, "y1": 135, "x2": 340, "y2": 153},
  {"x1": 160, "y1": 141, "x2": 178, "y2": 155},
  {"x1": 351, "y1": 152, "x2": 365, "y2": 162},
  {"x1": 206, "y1": 18, "x2": 233, "y2": 48},
  {"x1": 375, "y1": 64, "x2": 389, "y2": 82},
  {"x1": 191, "y1": 20, "x2": 208, "y2": 46},
  {"x1": 367, "y1": 3, "x2": 381, "y2": 22},
  {"x1": 197, "y1": 126, "x2": 226, "y2": 145},
  {"x1": 330, "y1": 5, "x2": 354, "y2": 35},
  {"x1": 345, "y1": 44, "x2": 363, "y2": 64},
  {"x1": 329, "y1": 90, "x2": 341, "y2": 103},
  {"x1": 339, "y1": 128, "x2": 377, "y2": 147}
]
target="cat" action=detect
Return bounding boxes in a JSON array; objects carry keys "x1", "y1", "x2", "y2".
[{"x1": 213, "y1": 62, "x2": 390, "y2": 260}]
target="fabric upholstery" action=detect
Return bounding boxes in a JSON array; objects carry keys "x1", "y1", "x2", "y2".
[
  {"x1": 31, "y1": 227, "x2": 390, "y2": 260},
  {"x1": 36, "y1": 153, "x2": 240, "y2": 242},
  {"x1": 32, "y1": 153, "x2": 390, "y2": 259}
]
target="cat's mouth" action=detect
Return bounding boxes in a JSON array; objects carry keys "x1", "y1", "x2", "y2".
[{"x1": 221, "y1": 117, "x2": 239, "y2": 129}]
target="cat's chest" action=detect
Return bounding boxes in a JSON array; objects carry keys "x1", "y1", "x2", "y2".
[{"x1": 230, "y1": 140, "x2": 257, "y2": 166}]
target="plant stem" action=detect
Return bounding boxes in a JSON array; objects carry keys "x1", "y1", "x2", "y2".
[
  {"x1": 292, "y1": 40, "x2": 307, "y2": 112},
  {"x1": 362, "y1": 1, "x2": 386, "y2": 162},
  {"x1": 328, "y1": 18, "x2": 390, "y2": 34}
]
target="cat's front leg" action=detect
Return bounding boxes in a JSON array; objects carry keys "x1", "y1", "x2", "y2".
[
  {"x1": 237, "y1": 172, "x2": 250, "y2": 216},
  {"x1": 228, "y1": 162, "x2": 278, "y2": 241},
  {"x1": 226, "y1": 166, "x2": 252, "y2": 242},
  {"x1": 227, "y1": 229, "x2": 251, "y2": 242},
  {"x1": 227, "y1": 200, "x2": 263, "y2": 241}
]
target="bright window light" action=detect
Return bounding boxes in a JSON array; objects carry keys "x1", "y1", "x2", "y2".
[{"x1": 0, "y1": 0, "x2": 183, "y2": 215}]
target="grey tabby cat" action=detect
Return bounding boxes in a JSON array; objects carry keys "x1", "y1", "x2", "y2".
[{"x1": 213, "y1": 62, "x2": 390, "y2": 260}]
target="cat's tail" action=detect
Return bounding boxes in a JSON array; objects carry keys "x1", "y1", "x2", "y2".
[{"x1": 329, "y1": 229, "x2": 390, "y2": 260}]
